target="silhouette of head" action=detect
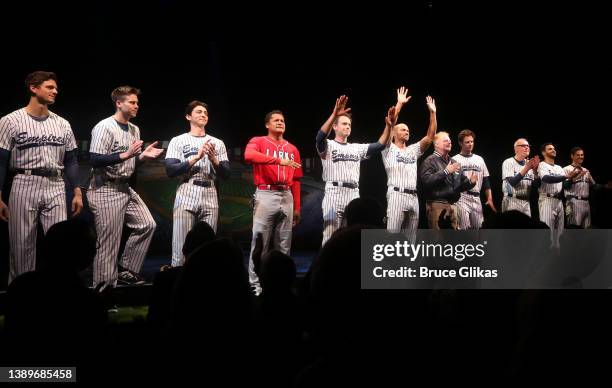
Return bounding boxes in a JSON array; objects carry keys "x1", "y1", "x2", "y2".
[{"x1": 345, "y1": 197, "x2": 385, "y2": 228}]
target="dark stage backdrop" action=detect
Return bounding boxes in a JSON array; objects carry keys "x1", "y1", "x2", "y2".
[{"x1": 0, "y1": 2, "x2": 610, "y2": 285}]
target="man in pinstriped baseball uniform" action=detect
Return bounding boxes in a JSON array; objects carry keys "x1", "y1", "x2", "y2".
[
  {"x1": 165, "y1": 100, "x2": 231, "y2": 267},
  {"x1": 382, "y1": 87, "x2": 437, "y2": 240},
  {"x1": 0, "y1": 71, "x2": 83, "y2": 284},
  {"x1": 87, "y1": 86, "x2": 163, "y2": 291},
  {"x1": 537, "y1": 143, "x2": 581, "y2": 248},
  {"x1": 316, "y1": 95, "x2": 394, "y2": 246},
  {"x1": 244, "y1": 110, "x2": 302, "y2": 295},
  {"x1": 563, "y1": 147, "x2": 596, "y2": 228},
  {"x1": 452, "y1": 129, "x2": 497, "y2": 230},
  {"x1": 501, "y1": 138, "x2": 539, "y2": 216}
]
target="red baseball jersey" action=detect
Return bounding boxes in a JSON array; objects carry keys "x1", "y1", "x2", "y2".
[{"x1": 245, "y1": 136, "x2": 303, "y2": 185}]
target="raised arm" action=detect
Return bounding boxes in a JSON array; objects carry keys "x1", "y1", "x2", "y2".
[
  {"x1": 419, "y1": 96, "x2": 437, "y2": 152},
  {"x1": 367, "y1": 106, "x2": 397, "y2": 157},
  {"x1": 393, "y1": 86, "x2": 411, "y2": 118},
  {"x1": 320, "y1": 95, "x2": 351, "y2": 136}
]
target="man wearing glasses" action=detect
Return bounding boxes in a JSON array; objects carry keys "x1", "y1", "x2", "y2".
[{"x1": 501, "y1": 139, "x2": 539, "y2": 216}]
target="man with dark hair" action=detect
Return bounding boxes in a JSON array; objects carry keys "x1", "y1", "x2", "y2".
[
  {"x1": 165, "y1": 101, "x2": 230, "y2": 267},
  {"x1": 87, "y1": 85, "x2": 163, "y2": 291},
  {"x1": 537, "y1": 143, "x2": 580, "y2": 248},
  {"x1": 316, "y1": 95, "x2": 394, "y2": 246},
  {"x1": 452, "y1": 129, "x2": 496, "y2": 229},
  {"x1": 0, "y1": 71, "x2": 82, "y2": 284},
  {"x1": 563, "y1": 147, "x2": 596, "y2": 228},
  {"x1": 244, "y1": 110, "x2": 302, "y2": 295}
]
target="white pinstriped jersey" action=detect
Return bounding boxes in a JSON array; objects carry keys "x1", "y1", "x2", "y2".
[
  {"x1": 382, "y1": 142, "x2": 423, "y2": 190},
  {"x1": 0, "y1": 108, "x2": 76, "y2": 170},
  {"x1": 89, "y1": 116, "x2": 140, "y2": 178},
  {"x1": 537, "y1": 162, "x2": 565, "y2": 195},
  {"x1": 563, "y1": 165, "x2": 595, "y2": 198},
  {"x1": 502, "y1": 157, "x2": 535, "y2": 197},
  {"x1": 452, "y1": 153, "x2": 489, "y2": 193},
  {"x1": 319, "y1": 140, "x2": 369, "y2": 184},
  {"x1": 166, "y1": 133, "x2": 228, "y2": 180}
]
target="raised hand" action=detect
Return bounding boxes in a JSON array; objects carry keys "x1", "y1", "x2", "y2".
[
  {"x1": 396, "y1": 86, "x2": 411, "y2": 105},
  {"x1": 385, "y1": 106, "x2": 398, "y2": 127},
  {"x1": 426, "y1": 95, "x2": 437, "y2": 113},
  {"x1": 333, "y1": 95, "x2": 352, "y2": 117}
]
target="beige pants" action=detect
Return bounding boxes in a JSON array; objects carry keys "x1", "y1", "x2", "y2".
[{"x1": 426, "y1": 201, "x2": 458, "y2": 230}]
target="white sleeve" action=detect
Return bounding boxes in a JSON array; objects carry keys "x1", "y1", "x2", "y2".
[
  {"x1": 0, "y1": 115, "x2": 15, "y2": 150},
  {"x1": 482, "y1": 158, "x2": 490, "y2": 178},
  {"x1": 217, "y1": 140, "x2": 229, "y2": 162},
  {"x1": 89, "y1": 123, "x2": 113, "y2": 154},
  {"x1": 502, "y1": 159, "x2": 514, "y2": 180},
  {"x1": 64, "y1": 120, "x2": 77, "y2": 152},
  {"x1": 165, "y1": 137, "x2": 181, "y2": 160}
]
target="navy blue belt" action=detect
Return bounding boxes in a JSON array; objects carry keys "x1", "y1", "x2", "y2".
[
  {"x1": 192, "y1": 180, "x2": 212, "y2": 187},
  {"x1": 332, "y1": 181, "x2": 358, "y2": 189},
  {"x1": 544, "y1": 192, "x2": 563, "y2": 199},
  {"x1": 465, "y1": 191, "x2": 479, "y2": 197},
  {"x1": 507, "y1": 193, "x2": 529, "y2": 200},
  {"x1": 13, "y1": 168, "x2": 63, "y2": 178},
  {"x1": 106, "y1": 176, "x2": 130, "y2": 184},
  {"x1": 393, "y1": 187, "x2": 417, "y2": 194}
]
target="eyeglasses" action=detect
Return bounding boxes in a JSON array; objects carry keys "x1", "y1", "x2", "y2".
[{"x1": 516, "y1": 144, "x2": 530, "y2": 148}]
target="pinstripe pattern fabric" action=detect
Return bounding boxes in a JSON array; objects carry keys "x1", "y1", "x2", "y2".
[
  {"x1": 537, "y1": 162, "x2": 565, "y2": 195},
  {"x1": 319, "y1": 140, "x2": 369, "y2": 246},
  {"x1": 382, "y1": 143, "x2": 422, "y2": 189},
  {"x1": 453, "y1": 153, "x2": 489, "y2": 229},
  {"x1": 0, "y1": 108, "x2": 77, "y2": 169},
  {"x1": 171, "y1": 183, "x2": 218, "y2": 266},
  {"x1": 319, "y1": 140, "x2": 369, "y2": 184},
  {"x1": 455, "y1": 195, "x2": 484, "y2": 230},
  {"x1": 88, "y1": 116, "x2": 155, "y2": 290},
  {"x1": 501, "y1": 157, "x2": 535, "y2": 216},
  {"x1": 537, "y1": 162, "x2": 566, "y2": 248},
  {"x1": 89, "y1": 117, "x2": 139, "y2": 178},
  {"x1": 321, "y1": 184, "x2": 359, "y2": 246},
  {"x1": 538, "y1": 196, "x2": 564, "y2": 248},
  {"x1": 0, "y1": 108, "x2": 76, "y2": 284},
  {"x1": 165, "y1": 133, "x2": 228, "y2": 180},
  {"x1": 166, "y1": 133, "x2": 228, "y2": 266},
  {"x1": 87, "y1": 185, "x2": 155, "y2": 289},
  {"x1": 385, "y1": 187, "x2": 418, "y2": 242},
  {"x1": 563, "y1": 164, "x2": 594, "y2": 228},
  {"x1": 382, "y1": 142, "x2": 422, "y2": 239},
  {"x1": 8, "y1": 175, "x2": 66, "y2": 282},
  {"x1": 501, "y1": 196, "x2": 531, "y2": 217}
]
